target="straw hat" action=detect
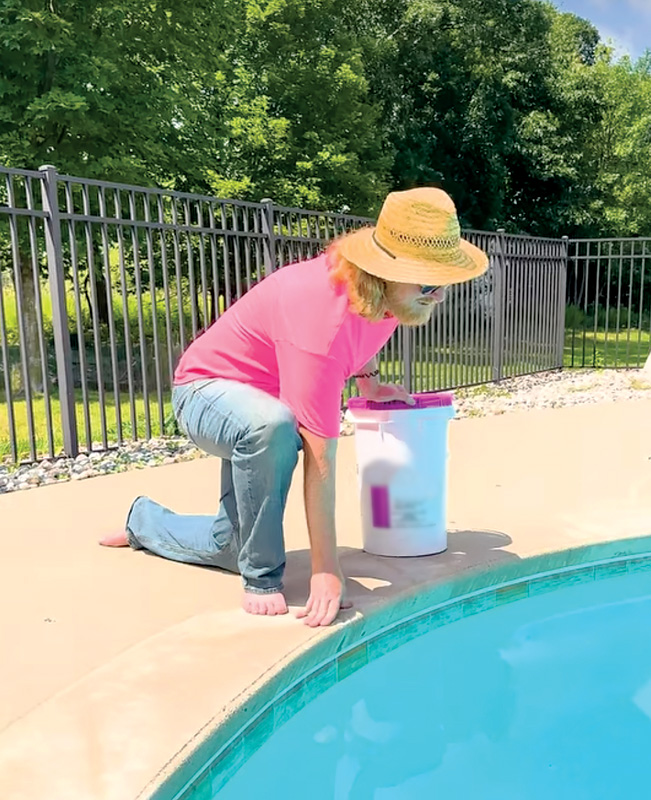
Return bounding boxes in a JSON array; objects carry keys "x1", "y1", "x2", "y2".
[{"x1": 338, "y1": 187, "x2": 488, "y2": 286}]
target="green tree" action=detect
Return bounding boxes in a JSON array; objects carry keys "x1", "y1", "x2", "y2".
[
  {"x1": 505, "y1": 9, "x2": 606, "y2": 236},
  {"x1": 205, "y1": 0, "x2": 391, "y2": 214},
  {"x1": 588, "y1": 52, "x2": 651, "y2": 237},
  {"x1": 0, "y1": 0, "x2": 235, "y2": 185},
  {"x1": 0, "y1": 0, "x2": 235, "y2": 392},
  {"x1": 360, "y1": 0, "x2": 553, "y2": 229}
]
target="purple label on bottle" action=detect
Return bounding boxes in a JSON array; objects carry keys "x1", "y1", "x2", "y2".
[{"x1": 371, "y1": 486, "x2": 391, "y2": 528}]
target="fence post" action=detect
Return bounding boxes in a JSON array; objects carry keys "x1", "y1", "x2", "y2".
[
  {"x1": 260, "y1": 198, "x2": 277, "y2": 276},
  {"x1": 402, "y1": 327, "x2": 413, "y2": 393},
  {"x1": 40, "y1": 165, "x2": 78, "y2": 457},
  {"x1": 491, "y1": 229, "x2": 506, "y2": 382},
  {"x1": 557, "y1": 236, "x2": 569, "y2": 369}
]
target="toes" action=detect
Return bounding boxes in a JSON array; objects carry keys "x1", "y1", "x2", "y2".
[
  {"x1": 242, "y1": 595, "x2": 258, "y2": 614},
  {"x1": 242, "y1": 592, "x2": 288, "y2": 616},
  {"x1": 271, "y1": 596, "x2": 288, "y2": 615},
  {"x1": 99, "y1": 532, "x2": 129, "y2": 547},
  {"x1": 265, "y1": 596, "x2": 283, "y2": 615},
  {"x1": 244, "y1": 595, "x2": 267, "y2": 615}
]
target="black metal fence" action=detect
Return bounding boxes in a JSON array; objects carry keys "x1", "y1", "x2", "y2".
[
  {"x1": 566, "y1": 238, "x2": 651, "y2": 369},
  {"x1": 2, "y1": 163, "x2": 630, "y2": 466}
]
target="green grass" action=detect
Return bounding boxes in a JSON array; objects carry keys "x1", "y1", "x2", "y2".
[
  {"x1": 564, "y1": 327, "x2": 651, "y2": 369},
  {"x1": 0, "y1": 389, "x2": 175, "y2": 463}
]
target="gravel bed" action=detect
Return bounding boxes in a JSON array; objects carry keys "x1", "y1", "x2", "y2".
[
  {"x1": 453, "y1": 367, "x2": 651, "y2": 419},
  {"x1": 2, "y1": 369, "x2": 650, "y2": 495},
  {"x1": 0, "y1": 438, "x2": 204, "y2": 495}
]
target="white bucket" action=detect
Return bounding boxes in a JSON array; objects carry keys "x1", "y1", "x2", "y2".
[{"x1": 345, "y1": 392, "x2": 455, "y2": 557}]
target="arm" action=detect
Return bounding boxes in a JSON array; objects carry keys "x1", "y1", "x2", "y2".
[
  {"x1": 354, "y1": 356, "x2": 415, "y2": 404},
  {"x1": 296, "y1": 426, "x2": 348, "y2": 627},
  {"x1": 354, "y1": 356, "x2": 381, "y2": 397}
]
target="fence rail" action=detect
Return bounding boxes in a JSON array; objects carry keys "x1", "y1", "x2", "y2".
[{"x1": 2, "y1": 164, "x2": 636, "y2": 466}]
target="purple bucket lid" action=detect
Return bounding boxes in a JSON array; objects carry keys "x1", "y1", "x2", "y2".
[{"x1": 347, "y1": 391, "x2": 454, "y2": 411}]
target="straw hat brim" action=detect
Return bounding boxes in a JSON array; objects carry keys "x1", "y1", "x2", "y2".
[{"x1": 338, "y1": 225, "x2": 489, "y2": 286}]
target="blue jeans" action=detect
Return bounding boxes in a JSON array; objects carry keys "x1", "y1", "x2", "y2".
[{"x1": 125, "y1": 379, "x2": 303, "y2": 594}]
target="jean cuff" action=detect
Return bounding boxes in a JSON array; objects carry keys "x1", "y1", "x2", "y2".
[
  {"x1": 243, "y1": 583, "x2": 284, "y2": 595},
  {"x1": 124, "y1": 495, "x2": 145, "y2": 550}
]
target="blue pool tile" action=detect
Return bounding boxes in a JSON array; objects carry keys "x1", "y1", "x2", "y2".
[
  {"x1": 595, "y1": 561, "x2": 628, "y2": 581},
  {"x1": 406, "y1": 612, "x2": 436, "y2": 640},
  {"x1": 337, "y1": 642, "x2": 369, "y2": 681},
  {"x1": 209, "y1": 738, "x2": 246, "y2": 795},
  {"x1": 559, "y1": 567, "x2": 595, "y2": 587},
  {"x1": 182, "y1": 775, "x2": 213, "y2": 800},
  {"x1": 368, "y1": 612, "x2": 439, "y2": 663},
  {"x1": 462, "y1": 591, "x2": 497, "y2": 618},
  {"x1": 273, "y1": 662, "x2": 337, "y2": 732},
  {"x1": 495, "y1": 582, "x2": 529, "y2": 605},
  {"x1": 529, "y1": 573, "x2": 569, "y2": 596},
  {"x1": 303, "y1": 661, "x2": 337, "y2": 704},
  {"x1": 627, "y1": 556, "x2": 651, "y2": 574},
  {"x1": 368, "y1": 630, "x2": 402, "y2": 661},
  {"x1": 273, "y1": 681, "x2": 307, "y2": 730},
  {"x1": 429, "y1": 602, "x2": 463, "y2": 628},
  {"x1": 243, "y1": 707, "x2": 274, "y2": 754}
]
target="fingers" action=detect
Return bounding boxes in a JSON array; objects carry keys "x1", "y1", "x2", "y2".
[
  {"x1": 386, "y1": 384, "x2": 415, "y2": 405},
  {"x1": 321, "y1": 598, "x2": 341, "y2": 626},
  {"x1": 364, "y1": 381, "x2": 415, "y2": 405},
  {"x1": 295, "y1": 596, "x2": 347, "y2": 626},
  {"x1": 303, "y1": 599, "x2": 326, "y2": 627},
  {"x1": 393, "y1": 384, "x2": 415, "y2": 405},
  {"x1": 295, "y1": 596, "x2": 314, "y2": 619},
  {"x1": 295, "y1": 573, "x2": 352, "y2": 627},
  {"x1": 302, "y1": 598, "x2": 340, "y2": 628}
]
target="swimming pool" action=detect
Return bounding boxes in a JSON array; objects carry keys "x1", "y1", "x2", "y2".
[{"x1": 159, "y1": 543, "x2": 651, "y2": 800}]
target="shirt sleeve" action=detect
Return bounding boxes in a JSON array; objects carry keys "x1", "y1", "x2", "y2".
[{"x1": 275, "y1": 340, "x2": 346, "y2": 438}]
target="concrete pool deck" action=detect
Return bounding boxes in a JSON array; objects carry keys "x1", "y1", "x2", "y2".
[{"x1": 1, "y1": 399, "x2": 650, "y2": 799}]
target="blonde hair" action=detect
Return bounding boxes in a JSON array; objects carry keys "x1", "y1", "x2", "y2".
[{"x1": 327, "y1": 240, "x2": 387, "y2": 322}]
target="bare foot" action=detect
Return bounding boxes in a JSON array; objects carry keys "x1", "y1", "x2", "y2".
[
  {"x1": 99, "y1": 532, "x2": 129, "y2": 547},
  {"x1": 242, "y1": 591, "x2": 288, "y2": 616}
]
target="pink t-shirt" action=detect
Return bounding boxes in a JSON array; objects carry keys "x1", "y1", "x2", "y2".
[{"x1": 174, "y1": 253, "x2": 398, "y2": 437}]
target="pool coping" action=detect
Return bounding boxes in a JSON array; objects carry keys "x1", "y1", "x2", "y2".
[{"x1": 150, "y1": 534, "x2": 651, "y2": 800}]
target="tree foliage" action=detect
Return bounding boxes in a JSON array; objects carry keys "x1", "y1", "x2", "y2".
[
  {"x1": 205, "y1": 0, "x2": 391, "y2": 213},
  {"x1": 2, "y1": 0, "x2": 651, "y2": 234},
  {"x1": 0, "y1": 0, "x2": 235, "y2": 186}
]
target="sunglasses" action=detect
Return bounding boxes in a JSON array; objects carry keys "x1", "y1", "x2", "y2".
[{"x1": 420, "y1": 285, "x2": 442, "y2": 296}]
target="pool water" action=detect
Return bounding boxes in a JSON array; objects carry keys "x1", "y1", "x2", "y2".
[{"x1": 214, "y1": 571, "x2": 651, "y2": 799}]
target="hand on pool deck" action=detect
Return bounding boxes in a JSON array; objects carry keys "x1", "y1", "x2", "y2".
[{"x1": 296, "y1": 571, "x2": 353, "y2": 627}]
